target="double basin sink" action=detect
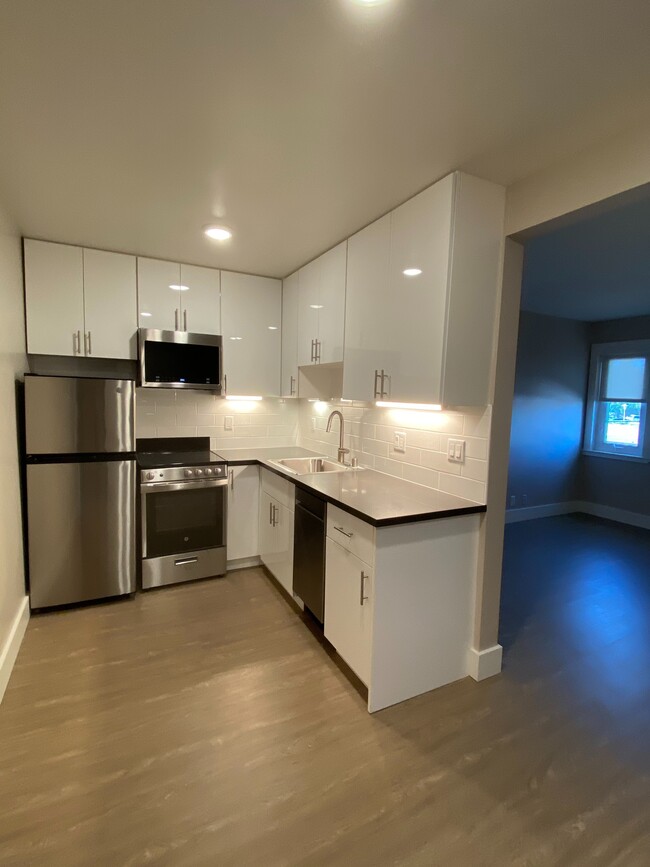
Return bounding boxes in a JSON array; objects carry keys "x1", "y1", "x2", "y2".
[{"x1": 269, "y1": 457, "x2": 352, "y2": 476}]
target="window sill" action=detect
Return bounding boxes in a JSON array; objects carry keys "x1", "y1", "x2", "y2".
[{"x1": 582, "y1": 450, "x2": 650, "y2": 464}]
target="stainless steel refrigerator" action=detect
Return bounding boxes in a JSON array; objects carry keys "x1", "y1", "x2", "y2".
[{"x1": 24, "y1": 375, "x2": 136, "y2": 609}]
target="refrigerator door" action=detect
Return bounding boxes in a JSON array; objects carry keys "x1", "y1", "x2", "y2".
[
  {"x1": 27, "y1": 459, "x2": 136, "y2": 608},
  {"x1": 25, "y1": 376, "x2": 135, "y2": 455}
]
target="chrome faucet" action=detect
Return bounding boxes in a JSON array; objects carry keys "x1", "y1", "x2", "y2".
[{"x1": 326, "y1": 410, "x2": 350, "y2": 465}]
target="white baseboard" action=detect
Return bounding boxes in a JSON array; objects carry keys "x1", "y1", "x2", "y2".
[
  {"x1": 467, "y1": 644, "x2": 503, "y2": 681},
  {"x1": 505, "y1": 500, "x2": 650, "y2": 531},
  {"x1": 575, "y1": 501, "x2": 650, "y2": 531},
  {"x1": 227, "y1": 556, "x2": 262, "y2": 572},
  {"x1": 505, "y1": 501, "x2": 581, "y2": 523},
  {"x1": 0, "y1": 596, "x2": 29, "y2": 704}
]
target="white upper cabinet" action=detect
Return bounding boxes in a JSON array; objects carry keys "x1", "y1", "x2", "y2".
[
  {"x1": 83, "y1": 248, "x2": 137, "y2": 360},
  {"x1": 179, "y1": 264, "x2": 221, "y2": 335},
  {"x1": 297, "y1": 258, "x2": 320, "y2": 366},
  {"x1": 281, "y1": 270, "x2": 299, "y2": 397},
  {"x1": 137, "y1": 257, "x2": 182, "y2": 331},
  {"x1": 221, "y1": 271, "x2": 282, "y2": 396},
  {"x1": 317, "y1": 241, "x2": 347, "y2": 364},
  {"x1": 24, "y1": 240, "x2": 85, "y2": 357},
  {"x1": 343, "y1": 172, "x2": 505, "y2": 406},
  {"x1": 24, "y1": 240, "x2": 137, "y2": 359},
  {"x1": 296, "y1": 241, "x2": 347, "y2": 366}
]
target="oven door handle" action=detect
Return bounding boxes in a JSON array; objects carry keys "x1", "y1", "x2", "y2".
[{"x1": 141, "y1": 478, "x2": 229, "y2": 493}]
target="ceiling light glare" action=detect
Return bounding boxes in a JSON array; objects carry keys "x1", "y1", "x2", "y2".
[
  {"x1": 403, "y1": 268, "x2": 422, "y2": 277},
  {"x1": 204, "y1": 225, "x2": 233, "y2": 241}
]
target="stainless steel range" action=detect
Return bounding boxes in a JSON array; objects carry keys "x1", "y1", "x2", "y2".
[{"x1": 137, "y1": 437, "x2": 228, "y2": 589}]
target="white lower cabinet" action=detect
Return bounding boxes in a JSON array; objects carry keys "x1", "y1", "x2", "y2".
[
  {"x1": 259, "y1": 473, "x2": 294, "y2": 596},
  {"x1": 324, "y1": 538, "x2": 373, "y2": 685},
  {"x1": 227, "y1": 465, "x2": 260, "y2": 563}
]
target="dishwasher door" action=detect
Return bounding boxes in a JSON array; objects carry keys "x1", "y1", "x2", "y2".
[{"x1": 293, "y1": 490, "x2": 326, "y2": 623}]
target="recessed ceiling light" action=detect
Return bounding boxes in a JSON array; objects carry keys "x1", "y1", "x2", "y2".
[
  {"x1": 204, "y1": 225, "x2": 233, "y2": 241},
  {"x1": 140, "y1": 311, "x2": 152, "y2": 317},
  {"x1": 309, "y1": 304, "x2": 324, "y2": 309},
  {"x1": 268, "y1": 326, "x2": 278, "y2": 330},
  {"x1": 403, "y1": 268, "x2": 422, "y2": 277},
  {"x1": 169, "y1": 284, "x2": 190, "y2": 291},
  {"x1": 229, "y1": 336, "x2": 243, "y2": 341}
]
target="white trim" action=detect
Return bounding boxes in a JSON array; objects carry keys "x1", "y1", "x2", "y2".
[
  {"x1": 575, "y1": 501, "x2": 650, "y2": 531},
  {"x1": 505, "y1": 501, "x2": 581, "y2": 523},
  {"x1": 226, "y1": 555, "x2": 261, "y2": 572},
  {"x1": 0, "y1": 596, "x2": 29, "y2": 704},
  {"x1": 467, "y1": 644, "x2": 503, "y2": 681}
]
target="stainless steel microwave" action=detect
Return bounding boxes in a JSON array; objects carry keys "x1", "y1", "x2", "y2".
[{"x1": 138, "y1": 329, "x2": 223, "y2": 392}]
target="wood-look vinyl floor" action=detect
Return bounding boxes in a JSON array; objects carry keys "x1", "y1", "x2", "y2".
[{"x1": 1, "y1": 514, "x2": 650, "y2": 866}]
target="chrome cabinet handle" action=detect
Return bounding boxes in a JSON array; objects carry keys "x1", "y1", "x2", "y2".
[
  {"x1": 380, "y1": 370, "x2": 391, "y2": 399},
  {"x1": 272, "y1": 504, "x2": 279, "y2": 527},
  {"x1": 373, "y1": 369, "x2": 381, "y2": 399},
  {"x1": 175, "y1": 308, "x2": 179, "y2": 330},
  {"x1": 315, "y1": 339, "x2": 321, "y2": 363},
  {"x1": 269, "y1": 501, "x2": 273, "y2": 525},
  {"x1": 290, "y1": 375, "x2": 296, "y2": 396},
  {"x1": 183, "y1": 310, "x2": 187, "y2": 331},
  {"x1": 86, "y1": 331, "x2": 92, "y2": 355},
  {"x1": 310, "y1": 339, "x2": 315, "y2": 362},
  {"x1": 229, "y1": 469, "x2": 234, "y2": 491},
  {"x1": 73, "y1": 331, "x2": 80, "y2": 355},
  {"x1": 360, "y1": 571, "x2": 369, "y2": 606},
  {"x1": 334, "y1": 525, "x2": 353, "y2": 539},
  {"x1": 224, "y1": 374, "x2": 227, "y2": 396}
]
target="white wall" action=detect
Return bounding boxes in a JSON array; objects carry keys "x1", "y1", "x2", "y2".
[
  {"x1": 298, "y1": 400, "x2": 491, "y2": 503},
  {"x1": 0, "y1": 201, "x2": 29, "y2": 701}
]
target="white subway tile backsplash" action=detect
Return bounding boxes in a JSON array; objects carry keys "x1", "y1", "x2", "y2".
[{"x1": 438, "y1": 473, "x2": 486, "y2": 503}]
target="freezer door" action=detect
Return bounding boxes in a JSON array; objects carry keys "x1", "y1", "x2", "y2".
[
  {"x1": 27, "y1": 460, "x2": 136, "y2": 608},
  {"x1": 25, "y1": 376, "x2": 135, "y2": 455}
]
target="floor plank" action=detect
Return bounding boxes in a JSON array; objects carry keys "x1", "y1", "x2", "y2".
[{"x1": 1, "y1": 516, "x2": 650, "y2": 866}]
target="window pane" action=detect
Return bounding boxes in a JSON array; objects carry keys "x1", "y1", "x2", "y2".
[
  {"x1": 604, "y1": 401, "x2": 642, "y2": 446},
  {"x1": 605, "y1": 357, "x2": 645, "y2": 400}
]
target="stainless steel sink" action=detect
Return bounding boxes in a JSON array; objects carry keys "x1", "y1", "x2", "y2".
[{"x1": 269, "y1": 457, "x2": 351, "y2": 475}]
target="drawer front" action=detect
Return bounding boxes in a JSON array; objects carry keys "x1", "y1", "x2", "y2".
[
  {"x1": 326, "y1": 504, "x2": 375, "y2": 566},
  {"x1": 260, "y1": 467, "x2": 295, "y2": 511}
]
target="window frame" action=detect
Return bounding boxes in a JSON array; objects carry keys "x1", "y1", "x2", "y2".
[{"x1": 583, "y1": 339, "x2": 650, "y2": 462}]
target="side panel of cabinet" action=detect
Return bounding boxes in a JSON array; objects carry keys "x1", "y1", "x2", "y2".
[
  {"x1": 324, "y1": 538, "x2": 373, "y2": 685},
  {"x1": 342, "y1": 215, "x2": 392, "y2": 401},
  {"x1": 227, "y1": 464, "x2": 260, "y2": 562},
  {"x1": 24, "y1": 240, "x2": 84, "y2": 357},
  {"x1": 179, "y1": 264, "x2": 221, "y2": 335},
  {"x1": 281, "y1": 271, "x2": 299, "y2": 397},
  {"x1": 318, "y1": 241, "x2": 347, "y2": 364},
  {"x1": 137, "y1": 257, "x2": 181, "y2": 331},
  {"x1": 221, "y1": 272, "x2": 281, "y2": 396},
  {"x1": 82, "y1": 249, "x2": 138, "y2": 360}
]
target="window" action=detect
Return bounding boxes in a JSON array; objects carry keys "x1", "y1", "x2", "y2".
[{"x1": 584, "y1": 341, "x2": 650, "y2": 460}]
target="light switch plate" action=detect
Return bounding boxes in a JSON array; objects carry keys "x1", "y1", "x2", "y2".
[
  {"x1": 224, "y1": 416, "x2": 234, "y2": 431},
  {"x1": 447, "y1": 438, "x2": 466, "y2": 464},
  {"x1": 394, "y1": 432, "x2": 406, "y2": 453}
]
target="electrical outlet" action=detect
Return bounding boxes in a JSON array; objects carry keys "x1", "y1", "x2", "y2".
[
  {"x1": 224, "y1": 416, "x2": 234, "y2": 431},
  {"x1": 510, "y1": 495, "x2": 516, "y2": 508},
  {"x1": 394, "y1": 432, "x2": 406, "y2": 453},
  {"x1": 447, "y1": 438, "x2": 466, "y2": 464},
  {"x1": 522, "y1": 494, "x2": 528, "y2": 506}
]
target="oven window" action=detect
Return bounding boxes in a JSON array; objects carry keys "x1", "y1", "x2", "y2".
[
  {"x1": 144, "y1": 486, "x2": 225, "y2": 558},
  {"x1": 144, "y1": 340, "x2": 221, "y2": 386}
]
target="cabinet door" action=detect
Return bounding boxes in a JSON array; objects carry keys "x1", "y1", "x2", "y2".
[
  {"x1": 387, "y1": 176, "x2": 454, "y2": 403},
  {"x1": 324, "y1": 538, "x2": 373, "y2": 685},
  {"x1": 179, "y1": 264, "x2": 221, "y2": 335},
  {"x1": 227, "y1": 465, "x2": 260, "y2": 562},
  {"x1": 24, "y1": 240, "x2": 84, "y2": 357},
  {"x1": 281, "y1": 271, "x2": 299, "y2": 397},
  {"x1": 137, "y1": 258, "x2": 182, "y2": 331},
  {"x1": 221, "y1": 271, "x2": 281, "y2": 396},
  {"x1": 296, "y1": 259, "x2": 320, "y2": 366},
  {"x1": 273, "y1": 503, "x2": 295, "y2": 596},
  {"x1": 83, "y1": 249, "x2": 137, "y2": 360},
  {"x1": 317, "y1": 241, "x2": 347, "y2": 364},
  {"x1": 342, "y1": 214, "x2": 391, "y2": 401}
]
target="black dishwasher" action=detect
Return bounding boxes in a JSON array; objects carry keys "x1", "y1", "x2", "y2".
[{"x1": 293, "y1": 488, "x2": 326, "y2": 623}]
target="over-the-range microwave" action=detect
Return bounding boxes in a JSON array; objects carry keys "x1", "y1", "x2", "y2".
[{"x1": 138, "y1": 328, "x2": 223, "y2": 392}]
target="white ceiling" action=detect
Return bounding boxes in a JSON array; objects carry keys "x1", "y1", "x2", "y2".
[
  {"x1": 1, "y1": 0, "x2": 650, "y2": 278},
  {"x1": 521, "y1": 189, "x2": 650, "y2": 321}
]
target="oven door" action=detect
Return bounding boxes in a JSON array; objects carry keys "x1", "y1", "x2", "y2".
[{"x1": 142, "y1": 478, "x2": 227, "y2": 560}]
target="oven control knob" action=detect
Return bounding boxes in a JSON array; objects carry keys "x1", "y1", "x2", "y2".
[
  {"x1": 184, "y1": 469, "x2": 194, "y2": 478},
  {"x1": 204, "y1": 467, "x2": 213, "y2": 476},
  {"x1": 146, "y1": 471, "x2": 155, "y2": 481},
  {"x1": 195, "y1": 468, "x2": 204, "y2": 476}
]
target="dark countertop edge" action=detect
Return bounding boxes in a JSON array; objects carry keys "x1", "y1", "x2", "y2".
[{"x1": 222, "y1": 456, "x2": 487, "y2": 527}]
